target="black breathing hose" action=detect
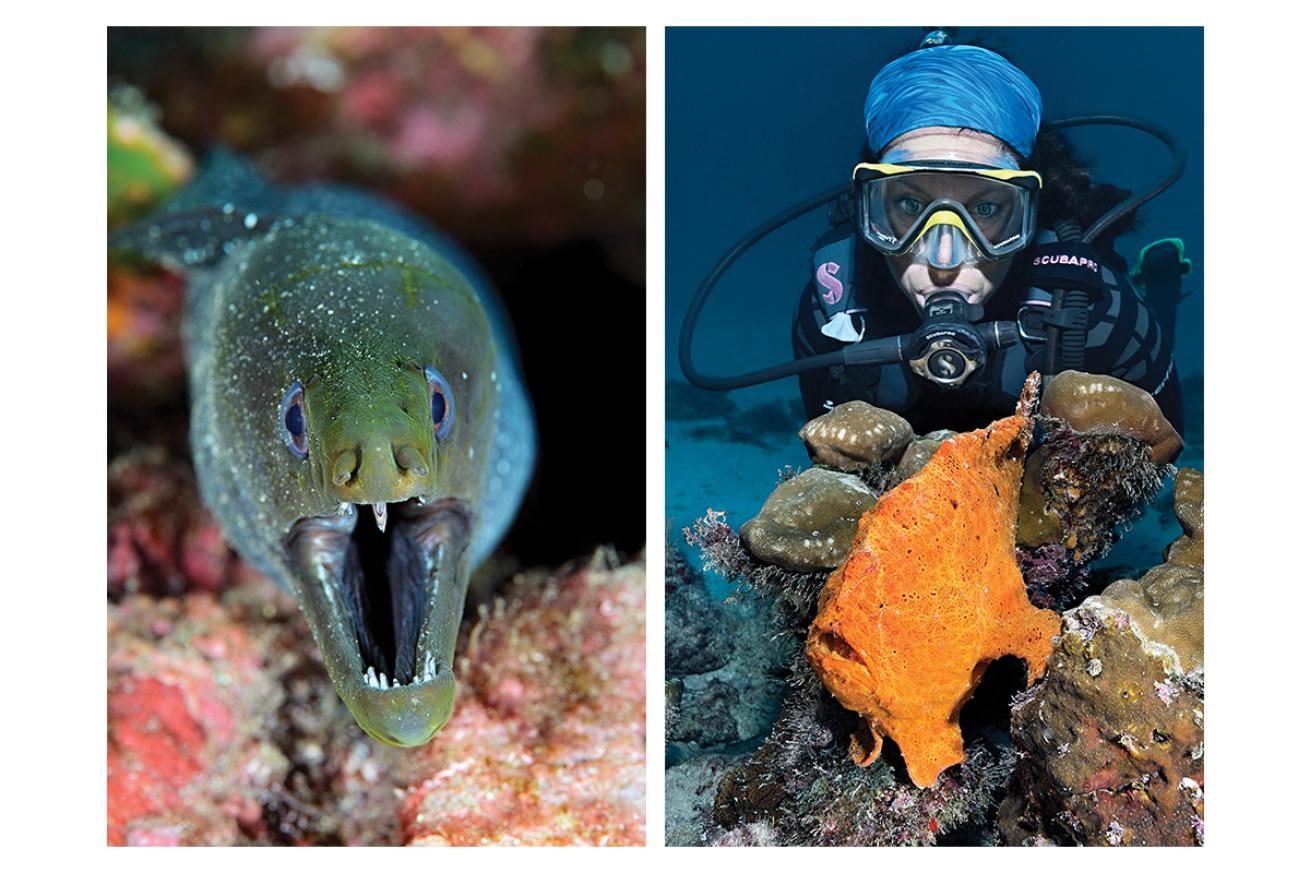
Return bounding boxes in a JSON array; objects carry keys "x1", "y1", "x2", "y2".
[
  {"x1": 1042, "y1": 116, "x2": 1187, "y2": 374},
  {"x1": 677, "y1": 184, "x2": 848, "y2": 391}
]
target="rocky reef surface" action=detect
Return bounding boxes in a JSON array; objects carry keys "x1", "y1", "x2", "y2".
[
  {"x1": 108, "y1": 543, "x2": 645, "y2": 846},
  {"x1": 670, "y1": 373, "x2": 1201, "y2": 846}
]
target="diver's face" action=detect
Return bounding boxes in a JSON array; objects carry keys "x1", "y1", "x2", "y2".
[{"x1": 879, "y1": 128, "x2": 1019, "y2": 312}]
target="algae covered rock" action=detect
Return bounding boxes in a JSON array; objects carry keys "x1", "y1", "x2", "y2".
[
  {"x1": 1029, "y1": 419, "x2": 1169, "y2": 564},
  {"x1": 740, "y1": 468, "x2": 876, "y2": 572},
  {"x1": 800, "y1": 401, "x2": 913, "y2": 471},
  {"x1": 1000, "y1": 600, "x2": 1204, "y2": 846},
  {"x1": 1041, "y1": 370, "x2": 1183, "y2": 464}
]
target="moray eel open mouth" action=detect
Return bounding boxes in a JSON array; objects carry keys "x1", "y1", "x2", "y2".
[{"x1": 285, "y1": 497, "x2": 472, "y2": 747}]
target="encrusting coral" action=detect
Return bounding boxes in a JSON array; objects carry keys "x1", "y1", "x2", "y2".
[
  {"x1": 999, "y1": 600, "x2": 1204, "y2": 846},
  {"x1": 807, "y1": 373, "x2": 1061, "y2": 789},
  {"x1": 799, "y1": 401, "x2": 913, "y2": 471},
  {"x1": 740, "y1": 468, "x2": 878, "y2": 573}
]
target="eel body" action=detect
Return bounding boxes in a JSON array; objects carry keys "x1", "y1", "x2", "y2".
[{"x1": 113, "y1": 156, "x2": 536, "y2": 745}]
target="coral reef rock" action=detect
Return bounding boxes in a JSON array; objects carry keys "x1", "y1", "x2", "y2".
[
  {"x1": 807, "y1": 373, "x2": 1061, "y2": 788},
  {"x1": 107, "y1": 592, "x2": 290, "y2": 846},
  {"x1": 1164, "y1": 467, "x2": 1203, "y2": 569},
  {"x1": 740, "y1": 468, "x2": 876, "y2": 573},
  {"x1": 665, "y1": 540, "x2": 789, "y2": 752},
  {"x1": 999, "y1": 598, "x2": 1204, "y2": 846},
  {"x1": 1040, "y1": 370, "x2": 1182, "y2": 464},
  {"x1": 108, "y1": 551, "x2": 645, "y2": 846},
  {"x1": 711, "y1": 663, "x2": 1015, "y2": 846},
  {"x1": 665, "y1": 753, "x2": 738, "y2": 846},
  {"x1": 401, "y1": 552, "x2": 645, "y2": 846},
  {"x1": 800, "y1": 401, "x2": 913, "y2": 471}
]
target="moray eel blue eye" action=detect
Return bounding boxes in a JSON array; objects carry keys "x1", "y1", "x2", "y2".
[
  {"x1": 425, "y1": 365, "x2": 454, "y2": 440},
  {"x1": 280, "y1": 381, "x2": 308, "y2": 459}
]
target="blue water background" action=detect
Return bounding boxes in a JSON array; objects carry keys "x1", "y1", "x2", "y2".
[{"x1": 666, "y1": 27, "x2": 1203, "y2": 591}]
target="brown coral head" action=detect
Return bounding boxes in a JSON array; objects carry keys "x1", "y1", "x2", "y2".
[{"x1": 1040, "y1": 370, "x2": 1182, "y2": 464}]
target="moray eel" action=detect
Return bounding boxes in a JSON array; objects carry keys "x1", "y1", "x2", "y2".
[{"x1": 112, "y1": 154, "x2": 536, "y2": 746}]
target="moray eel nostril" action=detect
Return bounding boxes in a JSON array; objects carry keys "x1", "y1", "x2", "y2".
[{"x1": 110, "y1": 151, "x2": 537, "y2": 746}]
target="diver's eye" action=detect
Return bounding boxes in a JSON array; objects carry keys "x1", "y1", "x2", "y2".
[
  {"x1": 895, "y1": 197, "x2": 924, "y2": 216},
  {"x1": 279, "y1": 382, "x2": 308, "y2": 459},
  {"x1": 425, "y1": 365, "x2": 454, "y2": 441},
  {"x1": 973, "y1": 202, "x2": 999, "y2": 219}
]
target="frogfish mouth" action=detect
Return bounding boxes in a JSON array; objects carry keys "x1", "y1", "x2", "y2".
[{"x1": 111, "y1": 154, "x2": 535, "y2": 747}]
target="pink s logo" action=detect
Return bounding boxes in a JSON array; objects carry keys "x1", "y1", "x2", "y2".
[{"x1": 817, "y1": 261, "x2": 843, "y2": 306}]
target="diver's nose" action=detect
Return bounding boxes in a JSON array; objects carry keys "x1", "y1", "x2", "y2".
[{"x1": 326, "y1": 435, "x2": 429, "y2": 503}]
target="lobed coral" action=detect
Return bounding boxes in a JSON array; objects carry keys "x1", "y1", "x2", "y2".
[
  {"x1": 1164, "y1": 467, "x2": 1203, "y2": 569},
  {"x1": 799, "y1": 401, "x2": 913, "y2": 471},
  {"x1": 740, "y1": 468, "x2": 878, "y2": 573},
  {"x1": 1040, "y1": 370, "x2": 1183, "y2": 464},
  {"x1": 807, "y1": 374, "x2": 1061, "y2": 788}
]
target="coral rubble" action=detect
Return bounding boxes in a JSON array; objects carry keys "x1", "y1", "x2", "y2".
[{"x1": 807, "y1": 374, "x2": 1061, "y2": 788}]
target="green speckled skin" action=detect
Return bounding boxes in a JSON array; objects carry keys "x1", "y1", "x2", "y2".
[
  {"x1": 123, "y1": 201, "x2": 535, "y2": 746},
  {"x1": 186, "y1": 216, "x2": 495, "y2": 581}
]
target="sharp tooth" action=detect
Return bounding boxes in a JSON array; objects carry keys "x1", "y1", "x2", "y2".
[
  {"x1": 379, "y1": 672, "x2": 389, "y2": 689},
  {"x1": 373, "y1": 501, "x2": 387, "y2": 532},
  {"x1": 338, "y1": 502, "x2": 350, "y2": 516},
  {"x1": 367, "y1": 666, "x2": 377, "y2": 688}
]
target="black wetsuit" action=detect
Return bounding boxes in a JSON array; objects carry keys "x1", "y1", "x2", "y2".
[{"x1": 792, "y1": 218, "x2": 1184, "y2": 437}]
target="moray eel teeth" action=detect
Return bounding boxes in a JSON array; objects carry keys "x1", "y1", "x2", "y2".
[{"x1": 285, "y1": 497, "x2": 473, "y2": 746}]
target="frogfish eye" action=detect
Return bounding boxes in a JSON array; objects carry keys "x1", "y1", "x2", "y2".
[
  {"x1": 425, "y1": 365, "x2": 454, "y2": 440},
  {"x1": 279, "y1": 381, "x2": 308, "y2": 459}
]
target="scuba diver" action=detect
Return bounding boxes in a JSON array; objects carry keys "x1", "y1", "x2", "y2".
[{"x1": 680, "y1": 31, "x2": 1188, "y2": 438}]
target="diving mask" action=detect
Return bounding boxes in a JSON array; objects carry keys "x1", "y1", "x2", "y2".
[{"x1": 853, "y1": 162, "x2": 1042, "y2": 267}]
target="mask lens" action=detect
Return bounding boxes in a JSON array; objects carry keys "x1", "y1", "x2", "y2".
[{"x1": 858, "y1": 169, "x2": 1035, "y2": 258}]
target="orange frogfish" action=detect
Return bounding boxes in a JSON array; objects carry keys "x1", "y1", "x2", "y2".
[{"x1": 806, "y1": 372, "x2": 1060, "y2": 789}]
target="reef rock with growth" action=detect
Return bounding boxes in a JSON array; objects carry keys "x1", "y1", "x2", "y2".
[{"x1": 999, "y1": 469, "x2": 1204, "y2": 846}]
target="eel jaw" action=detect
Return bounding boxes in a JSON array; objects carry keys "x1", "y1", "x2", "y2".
[{"x1": 285, "y1": 497, "x2": 472, "y2": 747}]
